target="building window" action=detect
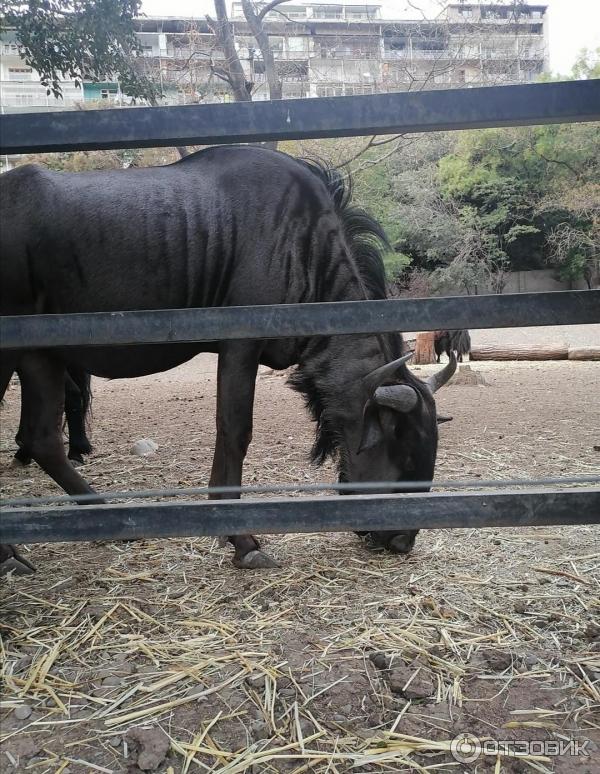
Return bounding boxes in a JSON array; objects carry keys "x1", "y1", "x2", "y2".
[
  {"x1": 8, "y1": 67, "x2": 33, "y2": 80},
  {"x1": 316, "y1": 84, "x2": 343, "y2": 97},
  {"x1": 15, "y1": 94, "x2": 36, "y2": 105},
  {"x1": 101, "y1": 88, "x2": 118, "y2": 99}
]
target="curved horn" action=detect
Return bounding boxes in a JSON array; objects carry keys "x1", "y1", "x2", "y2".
[
  {"x1": 374, "y1": 384, "x2": 419, "y2": 413},
  {"x1": 364, "y1": 351, "x2": 414, "y2": 393},
  {"x1": 425, "y1": 351, "x2": 457, "y2": 393}
]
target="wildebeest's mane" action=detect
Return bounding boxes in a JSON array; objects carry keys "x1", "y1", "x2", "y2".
[
  {"x1": 288, "y1": 158, "x2": 404, "y2": 467},
  {"x1": 294, "y1": 157, "x2": 390, "y2": 301}
]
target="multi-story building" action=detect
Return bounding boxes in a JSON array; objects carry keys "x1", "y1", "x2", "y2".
[
  {"x1": 0, "y1": 32, "x2": 82, "y2": 111},
  {"x1": 0, "y1": 2, "x2": 548, "y2": 111}
]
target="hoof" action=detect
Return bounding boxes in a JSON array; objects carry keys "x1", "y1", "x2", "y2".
[
  {"x1": 388, "y1": 535, "x2": 415, "y2": 554},
  {"x1": 0, "y1": 547, "x2": 36, "y2": 576},
  {"x1": 12, "y1": 451, "x2": 32, "y2": 466},
  {"x1": 69, "y1": 456, "x2": 84, "y2": 468},
  {"x1": 233, "y1": 550, "x2": 279, "y2": 570}
]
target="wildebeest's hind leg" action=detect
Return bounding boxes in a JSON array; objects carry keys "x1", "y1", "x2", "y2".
[
  {"x1": 209, "y1": 342, "x2": 278, "y2": 569},
  {"x1": 16, "y1": 354, "x2": 98, "y2": 498},
  {"x1": 1, "y1": 354, "x2": 107, "y2": 576},
  {"x1": 65, "y1": 367, "x2": 92, "y2": 464}
]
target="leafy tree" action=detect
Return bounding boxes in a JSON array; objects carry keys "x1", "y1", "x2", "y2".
[{"x1": 0, "y1": 0, "x2": 158, "y2": 100}]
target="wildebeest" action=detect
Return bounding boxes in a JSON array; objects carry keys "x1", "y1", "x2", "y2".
[
  {"x1": 12, "y1": 366, "x2": 92, "y2": 466},
  {"x1": 0, "y1": 147, "x2": 455, "y2": 574},
  {"x1": 434, "y1": 330, "x2": 471, "y2": 363}
]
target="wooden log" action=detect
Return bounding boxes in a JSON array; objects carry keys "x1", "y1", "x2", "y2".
[
  {"x1": 413, "y1": 331, "x2": 437, "y2": 364},
  {"x1": 568, "y1": 347, "x2": 600, "y2": 361},
  {"x1": 470, "y1": 344, "x2": 569, "y2": 361}
]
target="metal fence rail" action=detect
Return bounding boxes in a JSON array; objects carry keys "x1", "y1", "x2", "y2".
[
  {"x1": 1, "y1": 80, "x2": 599, "y2": 546},
  {"x1": 3, "y1": 291, "x2": 598, "y2": 350},
  {"x1": 1, "y1": 80, "x2": 599, "y2": 155},
  {"x1": 2, "y1": 489, "x2": 599, "y2": 545}
]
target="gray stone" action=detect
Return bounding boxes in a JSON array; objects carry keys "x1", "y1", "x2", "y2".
[
  {"x1": 369, "y1": 652, "x2": 390, "y2": 670},
  {"x1": 482, "y1": 648, "x2": 513, "y2": 672},
  {"x1": 389, "y1": 667, "x2": 434, "y2": 699},
  {"x1": 248, "y1": 720, "x2": 270, "y2": 741},
  {"x1": 102, "y1": 675, "x2": 123, "y2": 687},
  {"x1": 245, "y1": 673, "x2": 266, "y2": 690},
  {"x1": 131, "y1": 439, "x2": 158, "y2": 457},
  {"x1": 14, "y1": 704, "x2": 32, "y2": 720}
]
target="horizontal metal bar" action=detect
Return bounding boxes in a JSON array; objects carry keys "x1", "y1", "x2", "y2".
[
  {"x1": 2, "y1": 291, "x2": 598, "y2": 350},
  {"x1": 1, "y1": 80, "x2": 598, "y2": 155},
  {"x1": 1, "y1": 488, "x2": 598, "y2": 544},
  {"x1": 3, "y1": 475, "x2": 599, "y2": 509}
]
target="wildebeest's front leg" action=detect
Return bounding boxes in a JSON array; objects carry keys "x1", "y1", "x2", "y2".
[{"x1": 209, "y1": 342, "x2": 278, "y2": 569}]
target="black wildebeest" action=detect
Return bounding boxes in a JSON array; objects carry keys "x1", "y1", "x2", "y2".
[
  {"x1": 0, "y1": 147, "x2": 455, "y2": 574},
  {"x1": 12, "y1": 366, "x2": 92, "y2": 466},
  {"x1": 434, "y1": 330, "x2": 472, "y2": 363}
]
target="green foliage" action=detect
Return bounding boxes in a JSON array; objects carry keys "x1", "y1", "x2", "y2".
[{"x1": 1, "y1": 0, "x2": 159, "y2": 100}]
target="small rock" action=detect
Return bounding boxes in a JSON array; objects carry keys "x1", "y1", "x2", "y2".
[
  {"x1": 279, "y1": 687, "x2": 295, "y2": 698},
  {"x1": 521, "y1": 654, "x2": 539, "y2": 668},
  {"x1": 585, "y1": 623, "x2": 600, "y2": 642},
  {"x1": 126, "y1": 727, "x2": 170, "y2": 771},
  {"x1": 13, "y1": 654, "x2": 33, "y2": 672},
  {"x1": 92, "y1": 686, "x2": 112, "y2": 698},
  {"x1": 248, "y1": 720, "x2": 269, "y2": 741},
  {"x1": 245, "y1": 673, "x2": 266, "y2": 690},
  {"x1": 388, "y1": 666, "x2": 434, "y2": 699},
  {"x1": 131, "y1": 439, "x2": 158, "y2": 457},
  {"x1": 482, "y1": 649, "x2": 513, "y2": 672},
  {"x1": 185, "y1": 685, "x2": 206, "y2": 700},
  {"x1": 513, "y1": 601, "x2": 528, "y2": 614},
  {"x1": 14, "y1": 704, "x2": 32, "y2": 720},
  {"x1": 86, "y1": 605, "x2": 107, "y2": 620},
  {"x1": 108, "y1": 736, "x2": 122, "y2": 748},
  {"x1": 102, "y1": 675, "x2": 123, "y2": 687},
  {"x1": 331, "y1": 713, "x2": 346, "y2": 722},
  {"x1": 538, "y1": 576, "x2": 551, "y2": 585},
  {"x1": 369, "y1": 652, "x2": 390, "y2": 670}
]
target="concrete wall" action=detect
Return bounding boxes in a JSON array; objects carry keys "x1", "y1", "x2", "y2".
[{"x1": 502, "y1": 269, "x2": 590, "y2": 293}]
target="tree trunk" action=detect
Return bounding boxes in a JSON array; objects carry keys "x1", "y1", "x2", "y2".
[
  {"x1": 413, "y1": 332, "x2": 437, "y2": 365},
  {"x1": 242, "y1": 0, "x2": 283, "y2": 101},
  {"x1": 471, "y1": 344, "x2": 569, "y2": 361},
  {"x1": 568, "y1": 347, "x2": 600, "y2": 361},
  {"x1": 211, "y1": 0, "x2": 251, "y2": 103}
]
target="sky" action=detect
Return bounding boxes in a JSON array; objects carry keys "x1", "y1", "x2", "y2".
[{"x1": 141, "y1": 0, "x2": 600, "y2": 75}]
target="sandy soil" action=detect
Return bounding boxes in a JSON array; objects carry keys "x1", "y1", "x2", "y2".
[{"x1": 1, "y1": 354, "x2": 599, "y2": 773}]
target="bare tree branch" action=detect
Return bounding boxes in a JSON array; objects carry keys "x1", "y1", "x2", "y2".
[{"x1": 257, "y1": 0, "x2": 291, "y2": 22}]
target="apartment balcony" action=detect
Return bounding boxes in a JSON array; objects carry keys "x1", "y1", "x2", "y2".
[
  {"x1": 383, "y1": 49, "x2": 451, "y2": 60},
  {"x1": 312, "y1": 49, "x2": 380, "y2": 60}
]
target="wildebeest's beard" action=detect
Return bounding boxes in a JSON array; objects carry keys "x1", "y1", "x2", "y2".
[{"x1": 289, "y1": 343, "x2": 456, "y2": 554}]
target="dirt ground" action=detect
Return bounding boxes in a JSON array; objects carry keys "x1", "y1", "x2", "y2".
[{"x1": 1, "y1": 348, "x2": 599, "y2": 773}]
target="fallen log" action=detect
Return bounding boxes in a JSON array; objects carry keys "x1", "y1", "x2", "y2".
[
  {"x1": 568, "y1": 346, "x2": 600, "y2": 361},
  {"x1": 470, "y1": 344, "x2": 569, "y2": 361}
]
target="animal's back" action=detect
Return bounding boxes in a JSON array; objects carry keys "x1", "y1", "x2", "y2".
[{"x1": 1, "y1": 147, "x2": 340, "y2": 317}]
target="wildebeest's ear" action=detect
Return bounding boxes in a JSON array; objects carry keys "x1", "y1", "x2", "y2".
[
  {"x1": 437, "y1": 414, "x2": 453, "y2": 424},
  {"x1": 358, "y1": 401, "x2": 384, "y2": 454}
]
